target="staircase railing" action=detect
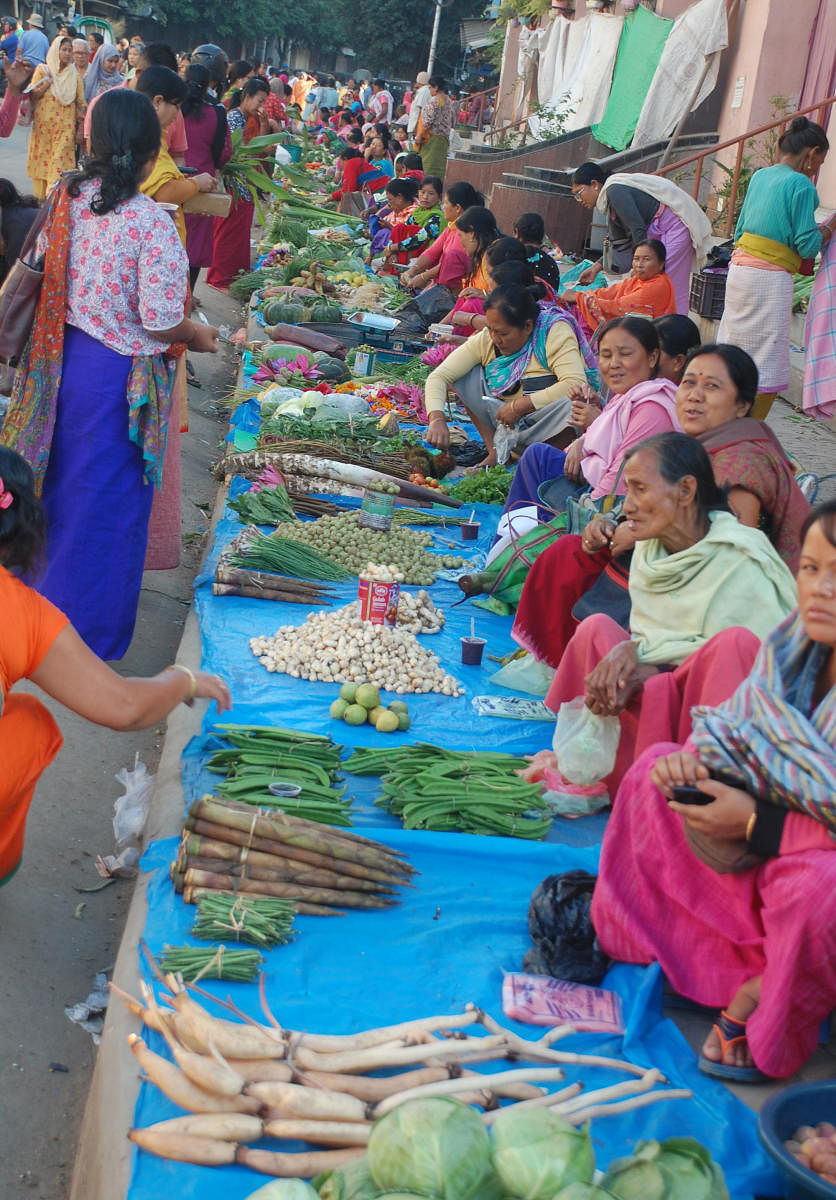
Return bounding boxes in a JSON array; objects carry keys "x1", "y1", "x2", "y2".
[
  {"x1": 456, "y1": 84, "x2": 498, "y2": 134},
  {"x1": 656, "y1": 95, "x2": 836, "y2": 236}
]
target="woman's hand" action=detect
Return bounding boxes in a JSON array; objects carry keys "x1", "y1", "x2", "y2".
[
  {"x1": 193, "y1": 172, "x2": 218, "y2": 193},
  {"x1": 581, "y1": 516, "x2": 617, "y2": 554},
  {"x1": 569, "y1": 385, "x2": 603, "y2": 430},
  {"x1": 584, "y1": 639, "x2": 655, "y2": 715},
  {"x1": 495, "y1": 398, "x2": 519, "y2": 427},
  {"x1": 459, "y1": 286, "x2": 485, "y2": 299},
  {"x1": 188, "y1": 323, "x2": 220, "y2": 353},
  {"x1": 669, "y1": 779, "x2": 756, "y2": 840},
  {"x1": 193, "y1": 669, "x2": 233, "y2": 713},
  {"x1": 424, "y1": 414, "x2": 450, "y2": 448},
  {"x1": 563, "y1": 438, "x2": 585, "y2": 481},
  {"x1": 562, "y1": 289, "x2": 578, "y2": 304},
  {"x1": 650, "y1": 750, "x2": 706, "y2": 798},
  {"x1": 578, "y1": 263, "x2": 602, "y2": 285},
  {"x1": 609, "y1": 521, "x2": 636, "y2": 556}
]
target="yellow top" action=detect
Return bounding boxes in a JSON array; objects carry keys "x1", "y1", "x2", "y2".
[
  {"x1": 423, "y1": 322, "x2": 586, "y2": 415},
  {"x1": 140, "y1": 140, "x2": 198, "y2": 244}
]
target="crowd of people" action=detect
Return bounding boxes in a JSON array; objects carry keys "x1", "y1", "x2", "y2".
[{"x1": 0, "y1": 20, "x2": 834, "y2": 1100}]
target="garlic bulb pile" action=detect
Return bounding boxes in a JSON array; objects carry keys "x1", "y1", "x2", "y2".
[{"x1": 250, "y1": 607, "x2": 462, "y2": 695}]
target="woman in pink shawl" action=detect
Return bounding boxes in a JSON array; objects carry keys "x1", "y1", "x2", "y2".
[
  {"x1": 502, "y1": 317, "x2": 680, "y2": 518},
  {"x1": 591, "y1": 501, "x2": 836, "y2": 1082}
]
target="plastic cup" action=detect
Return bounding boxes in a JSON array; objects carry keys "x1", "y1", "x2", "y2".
[
  {"x1": 460, "y1": 636, "x2": 487, "y2": 666},
  {"x1": 461, "y1": 521, "x2": 480, "y2": 541}
]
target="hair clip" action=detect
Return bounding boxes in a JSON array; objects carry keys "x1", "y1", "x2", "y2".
[
  {"x1": 0, "y1": 476, "x2": 13, "y2": 510},
  {"x1": 111, "y1": 151, "x2": 133, "y2": 169}
]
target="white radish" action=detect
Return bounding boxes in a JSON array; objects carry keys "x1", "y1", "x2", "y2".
[
  {"x1": 127, "y1": 1035, "x2": 260, "y2": 1115},
  {"x1": 168, "y1": 993, "x2": 285, "y2": 1060},
  {"x1": 135, "y1": 1113, "x2": 264, "y2": 1141},
  {"x1": 563, "y1": 1088, "x2": 693, "y2": 1125},
  {"x1": 128, "y1": 1128, "x2": 237, "y2": 1166},
  {"x1": 289, "y1": 1010, "x2": 477, "y2": 1053},
  {"x1": 482, "y1": 1082, "x2": 584, "y2": 1126},
  {"x1": 263, "y1": 1118, "x2": 372, "y2": 1146},
  {"x1": 237, "y1": 1145, "x2": 366, "y2": 1177},
  {"x1": 246, "y1": 1081, "x2": 369, "y2": 1123},
  {"x1": 373, "y1": 1066, "x2": 567, "y2": 1117},
  {"x1": 291, "y1": 1032, "x2": 510, "y2": 1075},
  {"x1": 142, "y1": 984, "x2": 246, "y2": 1098},
  {"x1": 555, "y1": 1069, "x2": 664, "y2": 1115}
]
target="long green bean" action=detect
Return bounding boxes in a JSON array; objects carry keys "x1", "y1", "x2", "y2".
[
  {"x1": 159, "y1": 944, "x2": 264, "y2": 982},
  {"x1": 191, "y1": 892, "x2": 297, "y2": 948}
]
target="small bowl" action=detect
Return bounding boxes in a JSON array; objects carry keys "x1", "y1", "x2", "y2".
[
  {"x1": 759, "y1": 1081, "x2": 836, "y2": 1199},
  {"x1": 267, "y1": 781, "x2": 303, "y2": 798}
]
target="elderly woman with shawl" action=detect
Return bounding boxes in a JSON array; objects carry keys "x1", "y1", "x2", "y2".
[
  {"x1": 563, "y1": 239, "x2": 676, "y2": 337},
  {"x1": 513, "y1": 344, "x2": 810, "y2": 670},
  {"x1": 27, "y1": 36, "x2": 85, "y2": 199},
  {"x1": 83, "y1": 41, "x2": 122, "y2": 102},
  {"x1": 572, "y1": 162, "x2": 713, "y2": 315},
  {"x1": 538, "y1": 433, "x2": 796, "y2": 797},
  {"x1": 591, "y1": 499, "x2": 836, "y2": 1082},
  {"x1": 423, "y1": 283, "x2": 589, "y2": 465}
]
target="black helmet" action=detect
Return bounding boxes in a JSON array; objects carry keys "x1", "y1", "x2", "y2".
[{"x1": 191, "y1": 43, "x2": 228, "y2": 88}]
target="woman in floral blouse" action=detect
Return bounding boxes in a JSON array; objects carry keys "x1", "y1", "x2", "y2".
[
  {"x1": 416, "y1": 75, "x2": 455, "y2": 181},
  {"x1": 0, "y1": 89, "x2": 219, "y2": 660}
]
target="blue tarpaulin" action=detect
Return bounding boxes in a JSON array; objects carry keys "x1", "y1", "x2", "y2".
[{"x1": 126, "y1": 454, "x2": 780, "y2": 1200}]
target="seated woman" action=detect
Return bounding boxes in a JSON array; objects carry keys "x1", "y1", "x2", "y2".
[
  {"x1": 400, "y1": 180, "x2": 484, "y2": 295},
  {"x1": 514, "y1": 343, "x2": 810, "y2": 668},
  {"x1": 0, "y1": 447, "x2": 230, "y2": 886},
  {"x1": 368, "y1": 177, "x2": 419, "y2": 260},
  {"x1": 503, "y1": 317, "x2": 680, "y2": 515},
  {"x1": 423, "y1": 283, "x2": 588, "y2": 465},
  {"x1": 440, "y1": 215, "x2": 508, "y2": 337},
  {"x1": 542, "y1": 432, "x2": 796, "y2": 794},
  {"x1": 382, "y1": 174, "x2": 445, "y2": 268},
  {"x1": 330, "y1": 146, "x2": 389, "y2": 216},
  {"x1": 563, "y1": 239, "x2": 675, "y2": 337},
  {"x1": 591, "y1": 500, "x2": 836, "y2": 1081},
  {"x1": 514, "y1": 211, "x2": 562, "y2": 296}
]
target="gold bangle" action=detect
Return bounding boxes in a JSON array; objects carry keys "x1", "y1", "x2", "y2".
[
  {"x1": 745, "y1": 811, "x2": 757, "y2": 842},
  {"x1": 165, "y1": 663, "x2": 196, "y2": 707}
]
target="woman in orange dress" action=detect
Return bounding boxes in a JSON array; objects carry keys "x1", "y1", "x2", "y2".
[
  {"x1": 27, "y1": 36, "x2": 85, "y2": 199},
  {"x1": 563, "y1": 239, "x2": 676, "y2": 339},
  {"x1": 0, "y1": 447, "x2": 231, "y2": 886}
]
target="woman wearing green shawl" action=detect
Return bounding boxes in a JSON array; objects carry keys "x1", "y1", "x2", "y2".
[{"x1": 540, "y1": 432, "x2": 796, "y2": 794}]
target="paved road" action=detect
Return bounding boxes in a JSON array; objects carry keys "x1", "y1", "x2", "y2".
[{"x1": 2, "y1": 114, "x2": 31, "y2": 191}]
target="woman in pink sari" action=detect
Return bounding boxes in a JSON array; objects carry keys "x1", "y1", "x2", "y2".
[{"x1": 592, "y1": 501, "x2": 836, "y2": 1082}]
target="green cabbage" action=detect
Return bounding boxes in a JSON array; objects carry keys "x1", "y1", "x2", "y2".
[
  {"x1": 316, "y1": 1157, "x2": 383, "y2": 1200},
  {"x1": 490, "y1": 1107, "x2": 595, "y2": 1199},
  {"x1": 245, "y1": 1182, "x2": 320, "y2": 1200},
  {"x1": 600, "y1": 1138, "x2": 730, "y2": 1200},
  {"x1": 555, "y1": 1187, "x2": 617, "y2": 1199},
  {"x1": 367, "y1": 1098, "x2": 494, "y2": 1200}
]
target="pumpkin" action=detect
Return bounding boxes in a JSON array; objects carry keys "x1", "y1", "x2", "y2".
[
  {"x1": 313, "y1": 355, "x2": 350, "y2": 383},
  {"x1": 259, "y1": 343, "x2": 313, "y2": 366},
  {"x1": 262, "y1": 300, "x2": 306, "y2": 325},
  {"x1": 308, "y1": 300, "x2": 342, "y2": 324}
]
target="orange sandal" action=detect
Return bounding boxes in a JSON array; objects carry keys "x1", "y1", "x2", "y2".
[{"x1": 698, "y1": 1010, "x2": 767, "y2": 1083}]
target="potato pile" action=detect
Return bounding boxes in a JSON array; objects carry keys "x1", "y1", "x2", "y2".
[{"x1": 786, "y1": 1122, "x2": 836, "y2": 1184}]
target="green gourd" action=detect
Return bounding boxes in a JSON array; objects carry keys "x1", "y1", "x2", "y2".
[
  {"x1": 262, "y1": 300, "x2": 306, "y2": 325},
  {"x1": 308, "y1": 300, "x2": 342, "y2": 323}
]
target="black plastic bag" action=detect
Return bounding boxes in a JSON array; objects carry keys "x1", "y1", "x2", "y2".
[{"x1": 522, "y1": 870, "x2": 611, "y2": 985}]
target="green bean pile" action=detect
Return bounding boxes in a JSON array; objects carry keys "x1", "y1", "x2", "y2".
[
  {"x1": 230, "y1": 529, "x2": 351, "y2": 582},
  {"x1": 207, "y1": 724, "x2": 350, "y2": 824},
  {"x1": 159, "y1": 944, "x2": 264, "y2": 982},
  {"x1": 191, "y1": 892, "x2": 297, "y2": 949},
  {"x1": 269, "y1": 512, "x2": 463, "y2": 585},
  {"x1": 392, "y1": 508, "x2": 468, "y2": 528},
  {"x1": 344, "y1": 744, "x2": 552, "y2": 839}
]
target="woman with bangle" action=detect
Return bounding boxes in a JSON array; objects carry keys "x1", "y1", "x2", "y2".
[
  {"x1": 400, "y1": 180, "x2": 484, "y2": 295},
  {"x1": 0, "y1": 88, "x2": 219, "y2": 660},
  {"x1": 0, "y1": 445, "x2": 231, "y2": 888},
  {"x1": 438, "y1": 207, "x2": 501, "y2": 336},
  {"x1": 424, "y1": 283, "x2": 588, "y2": 467},
  {"x1": 590, "y1": 500, "x2": 836, "y2": 1082}
]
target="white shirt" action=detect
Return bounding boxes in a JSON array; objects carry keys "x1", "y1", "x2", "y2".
[
  {"x1": 407, "y1": 83, "x2": 431, "y2": 134},
  {"x1": 369, "y1": 88, "x2": 393, "y2": 123}
]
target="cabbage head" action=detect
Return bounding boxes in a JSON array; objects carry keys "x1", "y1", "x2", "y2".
[
  {"x1": 316, "y1": 1157, "x2": 383, "y2": 1200},
  {"x1": 555, "y1": 1187, "x2": 618, "y2": 1199},
  {"x1": 367, "y1": 1098, "x2": 494, "y2": 1200},
  {"x1": 245, "y1": 1182, "x2": 320, "y2": 1200},
  {"x1": 601, "y1": 1138, "x2": 729, "y2": 1200},
  {"x1": 490, "y1": 1107, "x2": 595, "y2": 1199}
]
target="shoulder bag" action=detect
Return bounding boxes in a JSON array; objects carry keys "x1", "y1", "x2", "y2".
[{"x1": 0, "y1": 186, "x2": 57, "y2": 366}]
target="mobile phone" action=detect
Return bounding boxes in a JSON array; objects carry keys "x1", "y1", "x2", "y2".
[{"x1": 671, "y1": 784, "x2": 713, "y2": 806}]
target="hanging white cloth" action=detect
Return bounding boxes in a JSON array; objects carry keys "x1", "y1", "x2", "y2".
[
  {"x1": 536, "y1": 15, "x2": 572, "y2": 104},
  {"x1": 555, "y1": 13, "x2": 625, "y2": 133},
  {"x1": 632, "y1": 0, "x2": 728, "y2": 149}
]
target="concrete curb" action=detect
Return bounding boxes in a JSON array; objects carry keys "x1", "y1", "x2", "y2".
[{"x1": 69, "y1": 479, "x2": 231, "y2": 1200}]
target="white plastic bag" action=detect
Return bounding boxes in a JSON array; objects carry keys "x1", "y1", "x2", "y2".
[
  {"x1": 485, "y1": 505, "x2": 541, "y2": 568},
  {"x1": 493, "y1": 421, "x2": 517, "y2": 466},
  {"x1": 489, "y1": 652, "x2": 555, "y2": 697},
  {"x1": 100, "y1": 755, "x2": 154, "y2": 877},
  {"x1": 552, "y1": 697, "x2": 620, "y2": 785}
]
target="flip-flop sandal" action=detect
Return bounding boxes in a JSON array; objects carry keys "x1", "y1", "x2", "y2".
[{"x1": 698, "y1": 1010, "x2": 768, "y2": 1083}]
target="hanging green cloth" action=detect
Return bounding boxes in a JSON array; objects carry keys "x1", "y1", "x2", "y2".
[{"x1": 592, "y1": 5, "x2": 673, "y2": 151}]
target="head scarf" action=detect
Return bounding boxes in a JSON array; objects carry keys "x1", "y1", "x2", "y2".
[
  {"x1": 84, "y1": 42, "x2": 121, "y2": 102},
  {"x1": 45, "y1": 35, "x2": 79, "y2": 106}
]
